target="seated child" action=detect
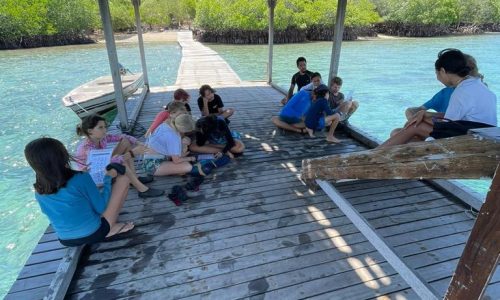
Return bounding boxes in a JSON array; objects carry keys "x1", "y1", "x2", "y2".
[
  {"x1": 25, "y1": 137, "x2": 133, "y2": 246},
  {"x1": 190, "y1": 115, "x2": 245, "y2": 158},
  {"x1": 197, "y1": 84, "x2": 235, "y2": 121},
  {"x1": 145, "y1": 88, "x2": 192, "y2": 136},
  {"x1": 75, "y1": 114, "x2": 164, "y2": 198},
  {"x1": 271, "y1": 72, "x2": 322, "y2": 134},
  {"x1": 304, "y1": 84, "x2": 342, "y2": 143},
  {"x1": 329, "y1": 76, "x2": 359, "y2": 122}
]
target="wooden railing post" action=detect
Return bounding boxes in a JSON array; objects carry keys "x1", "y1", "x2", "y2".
[
  {"x1": 444, "y1": 163, "x2": 500, "y2": 299},
  {"x1": 267, "y1": 0, "x2": 277, "y2": 84}
]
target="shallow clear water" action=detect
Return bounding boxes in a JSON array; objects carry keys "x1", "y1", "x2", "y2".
[
  {"x1": 0, "y1": 42, "x2": 181, "y2": 297},
  {"x1": 209, "y1": 34, "x2": 500, "y2": 196}
]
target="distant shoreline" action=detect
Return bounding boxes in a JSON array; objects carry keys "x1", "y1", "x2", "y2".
[{"x1": 2, "y1": 24, "x2": 500, "y2": 50}]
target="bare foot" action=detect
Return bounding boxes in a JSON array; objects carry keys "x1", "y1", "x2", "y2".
[
  {"x1": 306, "y1": 128, "x2": 315, "y2": 138},
  {"x1": 106, "y1": 222, "x2": 134, "y2": 238},
  {"x1": 326, "y1": 136, "x2": 341, "y2": 143}
]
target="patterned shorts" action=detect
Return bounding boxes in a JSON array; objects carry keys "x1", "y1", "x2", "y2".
[{"x1": 142, "y1": 157, "x2": 167, "y2": 175}]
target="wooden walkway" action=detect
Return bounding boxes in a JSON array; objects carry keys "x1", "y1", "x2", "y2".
[{"x1": 7, "y1": 33, "x2": 500, "y2": 300}]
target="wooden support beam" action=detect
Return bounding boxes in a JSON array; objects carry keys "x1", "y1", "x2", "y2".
[
  {"x1": 445, "y1": 163, "x2": 500, "y2": 299},
  {"x1": 44, "y1": 246, "x2": 84, "y2": 300},
  {"x1": 302, "y1": 134, "x2": 500, "y2": 181},
  {"x1": 317, "y1": 180, "x2": 440, "y2": 299},
  {"x1": 97, "y1": 0, "x2": 129, "y2": 130},
  {"x1": 267, "y1": 0, "x2": 277, "y2": 84},
  {"x1": 132, "y1": 0, "x2": 150, "y2": 90},
  {"x1": 328, "y1": 0, "x2": 347, "y2": 85}
]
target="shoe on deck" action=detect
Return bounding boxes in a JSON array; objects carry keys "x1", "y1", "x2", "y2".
[
  {"x1": 138, "y1": 188, "x2": 164, "y2": 198},
  {"x1": 138, "y1": 175, "x2": 154, "y2": 184}
]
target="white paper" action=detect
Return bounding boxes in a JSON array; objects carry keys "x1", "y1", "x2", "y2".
[{"x1": 87, "y1": 148, "x2": 113, "y2": 186}]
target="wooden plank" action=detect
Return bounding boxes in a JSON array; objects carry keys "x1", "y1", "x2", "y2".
[
  {"x1": 69, "y1": 219, "x2": 470, "y2": 299},
  {"x1": 44, "y1": 246, "x2": 84, "y2": 300},
  {"x1": 445, "y1": 164, "x2": 500, "y2": 299},
  {"x1": 317, "y1": 180, "x2": 440, "y2": 299},
  {"x1": 5, "y1": 286, "x2": 48, "y2": 300}
]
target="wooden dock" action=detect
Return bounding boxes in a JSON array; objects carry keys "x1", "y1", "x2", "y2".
[{"x1": 7, "y1": 32, "x2": 500, "y2": 300}]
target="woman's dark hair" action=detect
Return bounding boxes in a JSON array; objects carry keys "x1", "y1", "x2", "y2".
[
  {"x1": 311, "y1": 72, "x2": 322, "y2": 79},
  {"x1": 25, "y1": 137, "x2": 77, "y2": 195},
  {"x1": 199, "y1": 84, "x2": 215, "y2": 97},
  {"x1": 296, "y1": 57, "x2": 306, "y2": 66},
  {"x1": 76, "y1": 114, "x2": 106, "y2": 137},
  {"x1": 435, "y1": 48, "x2": 470, "y2": 77}
]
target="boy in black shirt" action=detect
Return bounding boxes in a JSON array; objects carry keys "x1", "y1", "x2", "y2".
[
  {"x1": 197, "y1": 84, "x2": 235, "y2": 121},
  {"x1": 281, "y1": 57, "x2": 313, "y2": 105}
]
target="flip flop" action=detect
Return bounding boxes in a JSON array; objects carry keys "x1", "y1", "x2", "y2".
[
  {"x1": 106, "y1": 163, "x2": 126, "y2": 175},
  {"x1": 106, "y1": 222, "x2": 134, "y2": 238}
]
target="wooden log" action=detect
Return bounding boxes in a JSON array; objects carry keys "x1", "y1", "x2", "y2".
[
  {"x1": 444, "y1": 163, "x2": 500, "y2": 299},
  {"x1": 301, "y1": 134, "x2": 500, "y2": 181}
]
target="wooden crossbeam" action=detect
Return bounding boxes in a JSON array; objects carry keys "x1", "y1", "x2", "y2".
[
  {"x1": 444, "y1": 163, "x2": 500, "y2": 299},
  {"x1": 302, "y1": 134, "x2": 500, "y2": 181}
]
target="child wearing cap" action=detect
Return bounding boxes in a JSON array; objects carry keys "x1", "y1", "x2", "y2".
[{"x1": 304, "y1": 84, "x2": 342, "y2": 143}]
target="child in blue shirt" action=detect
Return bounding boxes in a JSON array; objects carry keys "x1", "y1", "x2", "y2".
[
  {"x1": 304, "y1": 84, "x2": 342, "y2": 143},
  {"x1": 25, "y1": 137, "x2": 134, "y2": 246}
]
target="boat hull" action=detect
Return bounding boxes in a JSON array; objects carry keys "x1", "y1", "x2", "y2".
[{"x1": 62, "y1": 74, "x2": 144, "y2": 118}]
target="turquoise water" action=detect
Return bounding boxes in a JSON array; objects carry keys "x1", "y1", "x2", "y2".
[
  {"x1": 0, "y1": 42, "x2": 181, "y2": 298},
  {"x1": 209, "y1": 34, "x2": 500, "y2": 196}
]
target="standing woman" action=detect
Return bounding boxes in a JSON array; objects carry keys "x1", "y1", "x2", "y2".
[
  {"x1": 25, "y1": 137, "x2": 133, "y2": 246},
  {"x1": 380, "y1": 49, "x2": 497, "y2": 147},
  {"x1": 75, "y1": 114, "x2": 163, "y2": 198}
]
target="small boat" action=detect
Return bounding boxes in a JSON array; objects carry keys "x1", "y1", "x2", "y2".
[{"x1": 62, "y1": 73, "x2": 144, "y2": 118}]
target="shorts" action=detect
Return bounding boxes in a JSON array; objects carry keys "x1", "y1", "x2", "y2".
[
  {"x1": 430, "y1": 120, "x2": 494, "y2": 139},
  {"x1": 142, "y1": 156, "x2": 167, "y2": 175},
  {"x1": 279, "y1": 115, "x2": 302, "y2": 124},
  {"x1": 59, "y1": 217, "x2": 110, "y2": 247},
  {"x1": 209, "y1": 131, "x2": 241, "y2": 145}
]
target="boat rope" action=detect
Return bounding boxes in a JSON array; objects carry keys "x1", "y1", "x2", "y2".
[{"x1": 68, "y1": 96, "x2": 90, "y2": 115}]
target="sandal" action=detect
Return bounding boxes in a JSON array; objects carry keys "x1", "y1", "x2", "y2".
[{"x1": 106, "y1": 222, "x2": 134, "y2": 238}]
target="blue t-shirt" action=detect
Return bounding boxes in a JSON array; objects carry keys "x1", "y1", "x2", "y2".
[
  {"x1": 35, "y1": 172, "x2": 112, "y2": 240},
  {"x1": 305, "y1": 97, "x2": 334, "y2": 130},
  {"x1": 280, "y1": 90, "x2": 312, "y2": 118},
  {"x1": 422, "y1": 87, "x2": 454, "y2": 113}
]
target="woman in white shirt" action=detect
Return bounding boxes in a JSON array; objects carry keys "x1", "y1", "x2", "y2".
[{"x1": 380, "y1": 49, "x2": 496, "y2": 147}]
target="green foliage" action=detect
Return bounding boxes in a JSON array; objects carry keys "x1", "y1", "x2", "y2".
[
  {"x1": 109, "y1": 0, "x2": 135, "y2": 31},
  {"x1": 2, "y1": 0, "x2": 500, "y2": 45},
  {"x1": 458, "y1": 0, "x2": 500, "y2": 24},
  {"x1": 195, "y1": 0, "x2": 381, "y2": 31}
]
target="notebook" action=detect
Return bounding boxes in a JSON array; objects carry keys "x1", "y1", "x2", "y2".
[{"x1": 87, "y1": 148, "x2": 114, "y2": 186}]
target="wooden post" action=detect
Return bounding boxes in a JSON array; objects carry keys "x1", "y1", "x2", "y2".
[
  {"x1": 328, "y1": 0, "x2": 347, "y2": 86},
  {"x1": 301, "y1": 134, "x2": 500, "y2": 181},
  {"x1": 445, "y1": 163, "x2": 500, "y2": 299},
  {"x1": 267, "y1": 0, "x2": 277, "y2": 84},
  {"x1": 97, "y1": 0, "x2": 129, "y2": 130},
  {"x1": 132, "y1": 0, "x2": 150, "y2": 91}
]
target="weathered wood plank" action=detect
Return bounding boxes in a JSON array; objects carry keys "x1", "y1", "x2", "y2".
[
  {"x1": 318, "y1": 180, "x2": 439, "y2": 299},
  {"x1": 302, "y1": 134, "x2": 500, "y2": 181}
]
